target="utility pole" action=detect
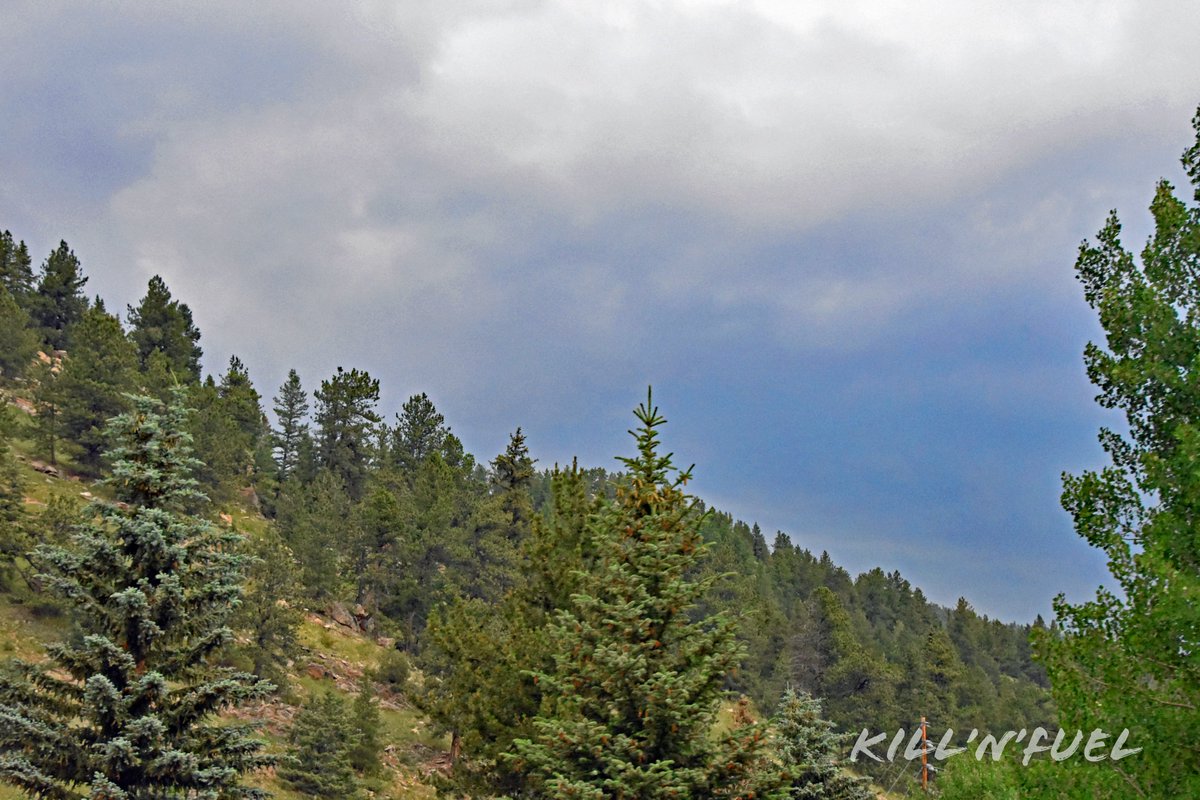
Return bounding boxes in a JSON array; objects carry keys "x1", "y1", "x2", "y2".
[{"x1": 921, "y1": 716, "x2": 929, "y2": 791}]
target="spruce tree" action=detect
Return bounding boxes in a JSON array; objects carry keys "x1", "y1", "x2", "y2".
[
  {"x1": 773, "y1": 688, "x2": 873, "y2": 800},
  {"x1": 280, "y1": 691, "x2": 361, "y2": 799},
  {"x1": 0, "y1": 391, "x2": 275, "y2": 798},
  {"x1": 511, "y1": 390, "x2": 787, "y2": 800},
  {"x1": 127, "y1": 275, "x2": 203, "y2": 382},
  {"x1": 491, "y1": 427, "x2": 535, "y2": 529},
  {"x1": 271, "y1": 368, "x2": 309, "y2": 482},
  {"x1": 31, "y1": 240, "x2": 88, "y2": 350}
]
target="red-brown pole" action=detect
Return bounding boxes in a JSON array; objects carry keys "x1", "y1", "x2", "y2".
[{"x1": 921, "y1": 716, "x2": 928, "y2": 791}]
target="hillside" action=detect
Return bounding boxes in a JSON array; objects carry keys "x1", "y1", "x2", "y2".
[{"x1": 0, "y1": 374, "x2": 1043, "y2": 799}]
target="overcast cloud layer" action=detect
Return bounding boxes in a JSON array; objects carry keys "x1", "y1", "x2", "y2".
[{"x1": 3, "y1": 1, "x2": 1200, "y2": 619}]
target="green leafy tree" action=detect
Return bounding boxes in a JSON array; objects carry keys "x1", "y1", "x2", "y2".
[
  {"x1": 0, "y1": 285, "x2": 38, "y2": 382},
  {"x1": 772, "y1": 688, "x2": 873, "y2": 800},
  {"x1": 280, "y1": 691, "x2": 361, "y2": 799},
  {"x1": 1032, "y1": 108, "x2": 1200, "y2": 798},
  {"x1": 30, "y1": 240, "x2": 88, "y2": 349},
  {"x1": 127, "y1": 275, "x2": 203, "y2": 383},
  {"x1": 511, "y1": 391, "x2": 788, "y2": 800},
  {"x1": 314, "y1": 367, "x2": 380, "y2": 500},
  {"x1": 272, "y1": 368, "x2": 310, "y2": 483},
  {"x1": 0, "y1": 391, "x2": 275, "y2": 798},
  {"x1": 54, "y1": 301, "x2": 138, "y2": 472}
]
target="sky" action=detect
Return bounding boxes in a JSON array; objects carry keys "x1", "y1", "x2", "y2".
[{"x1": 3, "y1": 1, "x2": 1199, "y2": 621}]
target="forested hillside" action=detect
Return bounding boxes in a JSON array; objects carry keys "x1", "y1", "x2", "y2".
[{"x1": 0, "y1": 225, "x2": 1054, "y2": 798}]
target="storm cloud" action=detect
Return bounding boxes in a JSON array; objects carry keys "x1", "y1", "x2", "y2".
[{"x1": 3, "y1": 0, "x2": 1199, "y2": 619}]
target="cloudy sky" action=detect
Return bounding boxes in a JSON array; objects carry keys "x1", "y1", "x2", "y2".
[{"x1": 3, "y1": 1, "x2": 1199, "y2": 620}]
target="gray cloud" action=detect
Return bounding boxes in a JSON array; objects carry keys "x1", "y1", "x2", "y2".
[{"x1": 2, "y1": 0, "x2": 1198, "y2": 617}]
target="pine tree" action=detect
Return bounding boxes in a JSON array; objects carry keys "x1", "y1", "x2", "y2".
[
  {"x1": 280, "y1": 691, "x2": 361, "y2": 799},
  {"x1": 276, "y1": 470, "x2": 355, "y2": 600},
  {"x1": 232, "y1": 528, "x2": 302, "y2": 690},
  {"x1": 54, "y1": 301, "x2": 138, "y2": 472},
  {"x1": 30, "y1": 240, "x2": 88, "y2": 349},
  {"x1": 127, "y1": 275, "x2": 203, "y2": 382},
  {"x1": 390, "y1": 392, "x2": 448, "y2": 475},
  {"x1": 0, "y1": 391, "x2": 275, "y2": 798},
  {"x1": 314, "y1": 367, "x2": 380, "y2": 500},
  {"x1": 29, "y1": 358, "x2": 63, "y2": 465},
  {"x1": 0, "y1": 406, "x2": 29, "y2": 592},
  {"x1": 349, "y1": 676, "x2": 383, "y2": 776},
  {"x1": 772, "y1": 688, "x2": 873, "y2": 800},
  {"x1": 0, "y1": 285, "x2": 38, "y2": 382},
  {"x1": 511, "y1": 390, "x2": 788, "y2": 800},
  {"x1": 271, "y1": 368, "x2": 309, "y2": 483},
  {"x1": 0, "y1": 231, "x2": 35, "y2": 304}
]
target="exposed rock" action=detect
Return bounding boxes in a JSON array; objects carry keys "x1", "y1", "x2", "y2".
[
  {"x1": 329, "y1": 601, "x2": 356, "y2": 629},
  {"x1": 35, "y1": 351, "x2": 51, "y2": 365},
  {"x1": 305, "y1": 663, "x2": 326, "y2": 680},
  {"x1": 11, "y1": 397, "x2": 34, "y2": 415},
  {"x1": 29, "y1": 460, "x2": 59, "y2": 477},
  {"x1": 219, "y1": 512, "x2": 233, "y2": 526}
]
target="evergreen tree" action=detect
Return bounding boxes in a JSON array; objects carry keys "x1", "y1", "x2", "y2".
[
  {"x1": 276, "y1": 470, "x2": 356, "y2": 601},
  {"x1": 127, "y1": 275, "x2": 203, "y2": 382},
  {"x1": 232, "y1": 528, "x2": 302, "y2": 691},
  {"x1": 30, "y1": 240, "x2": 88, "y2": 349},
  {"x1": 314, "y1": 367, "x2": 380, "y2": 500},
  {"x1": 0, "y1": 285, "x2": 38, "y2": 381},
  {"x1": 54, "y1": 301, "x2": 138, "y2": 472},
  {"x1": 418, "y1": 463, "x2": 597, "y2": 798},
  {"x1": 280, "y1": 691, "x2": 361, "y2": 799},
  {"x1": 0, "y1": 230, "x2": 35, "y2": 303},
  {"x1": 772, "y1": 688, "x2": 873, "y2": 800},
  {"x1": 391, "y1": 392, "x2": 448, "y2": 475},
  {"x1": 0, "y1": 392, "x2": 275, "y2": 798},
  {"x1": 491, "y1": 427, "x2": 536, "y2": 528},
  {"x1": 29, "y1": 358, "x2": 63, "y2": 465},
  {"x1": 271, "y1": 368, "x2": 309, "y2": 483},
  {"x1": 511, "y1": 390, "x2": 787, "y2": 800},
  {"x1": 349, "y1": 676, "x2": 383, "y2": 777},
  {"x1": 0, "y1": 406, "x2": 28, "y2": 592}
]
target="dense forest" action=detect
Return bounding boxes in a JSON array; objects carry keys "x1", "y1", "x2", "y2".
[{"x1": 1, "y1": 113, "x2": 1199, "y2": 799}]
